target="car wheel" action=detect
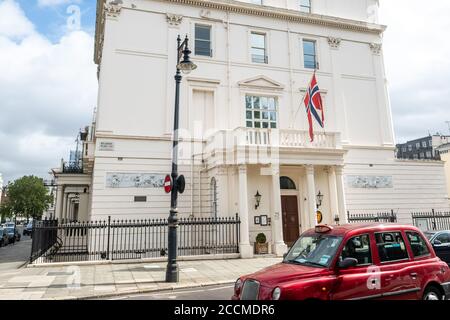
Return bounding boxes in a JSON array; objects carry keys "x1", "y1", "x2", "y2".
[{"x1": 423, "y1": 286, "x2": 443, "y2": 300}]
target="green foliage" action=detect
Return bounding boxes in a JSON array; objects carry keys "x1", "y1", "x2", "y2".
[
  {"x1": 0, "y1": 176, "x2": 52, "y2": 220},
  {"x1": 256, "y1": 233, "x2": 267, "y2": 244}
]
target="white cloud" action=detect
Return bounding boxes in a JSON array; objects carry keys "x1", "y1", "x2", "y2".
[
  {"x1": 0, "y1": 0, "x2": 34, "y2": 39},
  {"x1": 37, "y1": 0, "x2": 81, "y2": 7},
  {"x1": 0, "y1": 0, "x2": 97, "y2": 182},
  {"x1": 379, "y1": 0, "x2": 450, "y2": 141}
]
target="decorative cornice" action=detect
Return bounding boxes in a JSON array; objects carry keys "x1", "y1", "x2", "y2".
[
  {"x1": 166, "y1": 13, "x2": 183, "y2": 26},
  {"x1": 105, "y1": 0, "x2": 123, "y2": 18},
  {"x1": 164, "y1": 0, "x2": 386, "y2": 34},
  {"x1": 369, "y1": 43, "x2": 382, "y2": 55},
  {"x1": 327, "y1": 37, "x2": 341, "y2": 49}
]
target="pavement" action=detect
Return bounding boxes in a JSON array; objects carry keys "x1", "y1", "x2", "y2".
[{"x1": 0, "y1": 257, "x2": 282, "y2": 300}]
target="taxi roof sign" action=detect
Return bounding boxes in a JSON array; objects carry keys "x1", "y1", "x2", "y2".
[{"x1": 315, "y1": 225, "x2": 333, "y2": 233}]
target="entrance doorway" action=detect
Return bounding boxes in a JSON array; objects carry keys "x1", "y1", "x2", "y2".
[{"x1": 281, "y1": 195, "x2": 300, "y2": 247}]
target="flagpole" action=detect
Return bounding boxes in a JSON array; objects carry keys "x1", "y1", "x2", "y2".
[{"x1": 289, "y1": 69, "x2": 315, "y2": 129}]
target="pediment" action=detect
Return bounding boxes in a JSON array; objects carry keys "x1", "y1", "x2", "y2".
[{"x1": 238, "y1": 75, "x2": 285, "y2": 90}]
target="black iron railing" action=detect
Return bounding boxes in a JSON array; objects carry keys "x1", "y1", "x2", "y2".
[
  {"x1": 412, "y1": 209, "x2": 450, "y2": 231},
  {"x1": 29, "y1": 219, "x2": 59, "y2": 263},
  {"x1": 30, "y1": 214, "x2": 240, "y2": 264},
  {"x1": 62, "y1": 161, "x2": 83, "y2": 174},
  {"x1": 347, "y1": 210, "x2": 397, "y2": 224}
]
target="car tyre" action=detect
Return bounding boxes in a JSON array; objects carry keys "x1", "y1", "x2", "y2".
[{"x1": 423, "y1": 286, "x2": 443, "y2": 300}]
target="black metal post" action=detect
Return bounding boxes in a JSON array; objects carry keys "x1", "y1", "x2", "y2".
[
  {"x1": 166, "y1": 35, "x2": 183, "y2": 283},
  {"x1": 106, "y1": 215, "x2": 111, "y2": 260}
]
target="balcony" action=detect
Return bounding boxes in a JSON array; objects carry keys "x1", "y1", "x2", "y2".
[
  {"x1": 204, "y1": 127, "x2": 342, "y2": 166},
  {"x1": 62, "y1": 161, "x2": 83, "y2": 174}
]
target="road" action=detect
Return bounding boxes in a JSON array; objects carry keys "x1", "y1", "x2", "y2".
[
  {"x1": 105, "y1": 284, "x2": 235, "y2": 300},
  {"x1": 0, "y1": 225, "x2": 32, "y2": 271}
]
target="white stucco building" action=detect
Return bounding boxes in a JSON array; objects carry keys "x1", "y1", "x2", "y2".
[{"x1": 52, "y1": 0, "x2": 449, "y2": 257}]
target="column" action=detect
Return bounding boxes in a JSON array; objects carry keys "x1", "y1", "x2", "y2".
[
  {"x1": 62, "y1": 191, "x2": 68, "y2": 221},
  {"x1": 327, "y1": 166, "x2": 339, "y2": 224},
  {"x1": 305, "y1": 165, "x2": 317, "y2": 228},
  {"x1": 55, "y1": 185, "x2": 64, "y2": 220},
  {"x1": 335, "y1": 165, "x2": 348, "y2": 224},
  {"x1": 271, "y1": 165, "x2": 288, "y2": 256},
  {"x1": 238, "y1": 165, "x2": 253, "y2": 258}
]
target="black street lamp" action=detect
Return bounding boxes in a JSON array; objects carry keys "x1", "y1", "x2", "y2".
[{"x1": 166, "y1": 35, "x2": 197, "y2": 283}]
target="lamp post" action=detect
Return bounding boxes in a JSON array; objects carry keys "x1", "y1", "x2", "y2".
[{"x1": 166, "y1": 35, "x2": 197, "y2": 283}]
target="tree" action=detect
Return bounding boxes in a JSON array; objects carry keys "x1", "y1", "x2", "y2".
[{"x1": 1, "y1": 176, "x2": 53, "y2": 221}]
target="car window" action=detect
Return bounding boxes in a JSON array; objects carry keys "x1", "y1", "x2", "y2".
[
  {"x1": 406, "y1": 231, "x2": 430, "y2": 257},
  {"x1": 340, "y1": 234, "x2": 372, "y2": 266},
  {"x1": 375, "y1": 231, "x2": 409, "y2": 262},
  {"x1": 435, "y1": 232, "x2": 450, "y2": 244}
]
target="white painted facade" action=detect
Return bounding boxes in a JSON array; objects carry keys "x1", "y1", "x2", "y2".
[{"x1": 52, "y1": 0, "x2": 450, "y2": 257}]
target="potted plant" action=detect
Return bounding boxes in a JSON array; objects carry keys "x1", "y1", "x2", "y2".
[{"x1": 254, "y1": 233, "x2": 269, "y2": 254}]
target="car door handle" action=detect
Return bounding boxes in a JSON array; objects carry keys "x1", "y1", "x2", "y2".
[{"x1": 410, "y1": 272, "x2": 418, "y2": 278}]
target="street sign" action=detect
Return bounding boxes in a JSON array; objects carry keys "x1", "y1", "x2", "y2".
[
  {"x1": 177, "y1": 175, "x2": 186, "y2": 194},
  {"x1": 164, "y1": 175, "x2": 172, "y2": 193}
]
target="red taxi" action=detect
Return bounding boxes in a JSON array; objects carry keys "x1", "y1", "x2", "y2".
[{"x1": 232, "y1": 223, "x2": 450, "y2": 300}]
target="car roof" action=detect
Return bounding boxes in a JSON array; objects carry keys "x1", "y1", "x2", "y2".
[{"x1": 309, "y1": 223, "x2": 423, "y2": 237}]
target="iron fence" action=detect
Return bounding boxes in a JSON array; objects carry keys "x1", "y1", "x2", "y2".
[
  {"x1": 30, "y1": 214, "x2": 240, "y2": 264},
  {"x1": 347, "y1": 210, "x2": 397, "y2": 224},
  {"x1": 412, "y1": 209, "x2": 450, "y2": 231}
]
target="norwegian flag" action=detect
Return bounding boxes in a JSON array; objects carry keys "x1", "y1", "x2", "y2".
[{"x1": 303, "y1": 71, "x2": 324, "y2": 142}]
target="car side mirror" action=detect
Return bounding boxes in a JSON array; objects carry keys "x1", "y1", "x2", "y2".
[
  {"x1": 433, "y1": 239, "x2": 442, "y2": 245},
  {"x1": 338, "y1": 257, "x2": 358, "y2": 269}
]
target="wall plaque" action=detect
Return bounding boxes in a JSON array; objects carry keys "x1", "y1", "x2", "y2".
[
  {"x1": 106, "y1": 173, "x2": 165, "y2": 188},
  {"x1": 99, "y1": 142, "x2": 114, "y2": 151},
  {"x1": 346, "y1": 175, "x2": 393, "y2": 189}
]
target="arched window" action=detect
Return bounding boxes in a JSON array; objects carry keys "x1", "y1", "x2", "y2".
[
  {"x1": 280, "y1": 176, "x2": 296, "y2": 190},
  {"x1": 210, "y1": 177, "x2": 218, "y2": 218}
]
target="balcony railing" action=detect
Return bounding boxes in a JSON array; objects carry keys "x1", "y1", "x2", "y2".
[
  {"x1": 62, "y1": 161, "x2": 83, "y2": 174},
  {"x1": 206, "y1": 127, "x2": 341, "y2": 151}
]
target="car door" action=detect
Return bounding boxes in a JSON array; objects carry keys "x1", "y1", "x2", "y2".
[
  {"x1": 330, "y1": 233, "x2": 384, "y2": 300},
  {"x1": 374, "y1": 231, "x2": 419, "y2": 300},
  {"x1": 432, "y1": 232, "x2": 450, "y2": 264}
]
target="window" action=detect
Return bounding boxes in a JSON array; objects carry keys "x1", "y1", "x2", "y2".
[
  {"x1": 402, "y1": 147, "x2": 407, "y2": 153},
  {"x1": 406, "y1": 232, "x2": 430, "y2": 258},
  {"x1": 284, "y1": 234, "x2": 343, "y2": 268},
  {"x1": 245, "y1": 95, "x2": 277, "y2": 128},
  {"x1": 429, "y1": 139, "x2": 433, "y2": 147},
  {"x1": 416, "y1": 142, "x2": 420, "y2": 149},
  {"x1": 303, "y1": 39, "x2": 317, "y2": 69},
  {"x1": 419, "y1": 152, "x2": 424, "y2": 159},
  {"x1": 251, "y1": 32, "x2": 267, "y2": 63},
  {"x1": 300, "y1": 0, "x2": 311, "y2": 13},
  {"x1": 435, "y1": 232, "x2": 450, "y2": 244},
  {"x1": 422, "y1": 141, "x2": 427, "y2": 148},
  {"x1": 280, "y1": 176, "x2": 296, "y2": 190},
  {"x1": 413, "y1": 154, "x2": 419, "y2": 159},
  {"x1": 375, "y1": 232, "x2": 409, "y2": 262},
  {"x1": 340, "y1": 234, "x2": 372, "y2": 266},
  {"x1": 426, "y1": 151, "x2": 432, "y2": 158},
  {"x1": 408, "y1": 144, "x2": 412, "y2": 151},
  {"x1": 210, "y1": 177, "x2": 218, "y2": 218},
  {"x1": 195, "y1": 24, "x2": 212, "y2": 57}
]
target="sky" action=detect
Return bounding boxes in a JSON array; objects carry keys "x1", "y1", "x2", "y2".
[{"x1": 0, "y1": 0, "x2": 449, "y2": 184}]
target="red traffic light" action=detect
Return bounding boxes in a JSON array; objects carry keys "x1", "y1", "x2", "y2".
[{"x1": 164, "y1": 175, "x2": 172, "y2": 193}]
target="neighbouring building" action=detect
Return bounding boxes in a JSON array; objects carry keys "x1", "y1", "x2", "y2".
[
  {"x1": 396, "y1": 134, "x2": 450, "y2": 160},
  {"x1": 52, "y1": 0, "x2": 450, "y2": 258},
  {"x1": 436, "y1": 143, "x2": 450, "y2": 203},
  {"x1": 0, "y1": 173, "x2": 3, "y2": 205}
]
